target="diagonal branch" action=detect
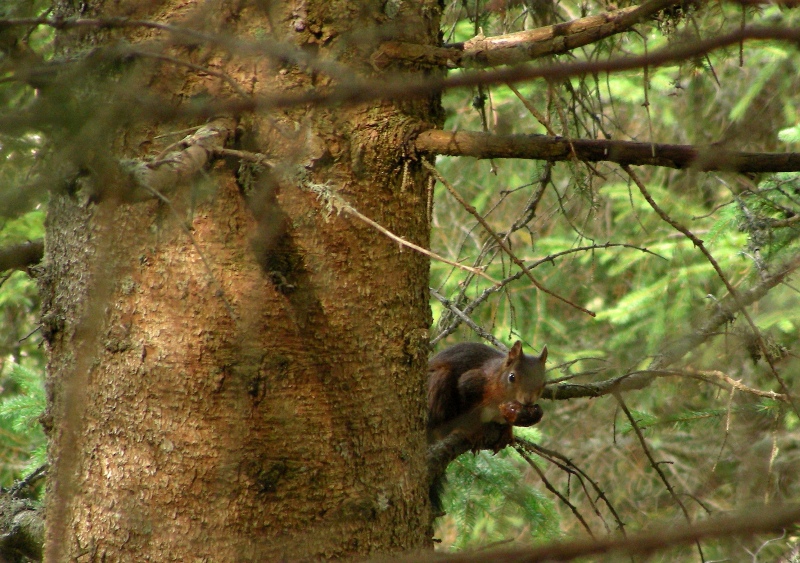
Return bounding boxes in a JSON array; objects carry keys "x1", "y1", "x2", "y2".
[
  {"x1": 613, "y1": 392, "x2": 706, "y2": 561},
  {"x1": 623, "y1": 165, "x2": 800, "y2": 420},
  {"x1": 516, "y1": 445, "x2": 596, "y2": 539},
  {"x1": 307, "y1": 184, "x2": 502, "y2": 286},
  {"x1": 414, "y1": 130, "x2": 800, "y2": 173},
  {"x1": 373, "y1": 0, "x2": 681, "y2": 69},
  {"x1": 517, "y1": 439, "x2": 627, "y2": 536}
]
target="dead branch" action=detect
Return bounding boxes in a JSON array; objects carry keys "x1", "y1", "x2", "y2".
[
  {"x1": 120, "y1": 118, "x2": 235, "y2": 201},
  {"x1": 415, "y1": 130, "x2": 800, "y2": 173},
  {"x1": 516, "y1": 446, "x2": 596, "y2": 538},
  {"x1": 680, "y1": 368, "x2": 788, "y2": 401},
  {"x1": 431, "y1": 243, "x2": 662, "y2": 345},
  {"x1": 429, "y1": 287, "x2": 506, "y2": 350},
  {"x1": 613, "y1": 392, "x2": 705, "y2": 560},
  {"x1": 307, "y1": 184, "x2": 501, "y2": 286},
  {"x1": 411, "y1": 503, "x2": 800, "y2": 562},
  {"x1": 373, "y1": 0, "x2": 679, "y2": 69},
  {"x1": 0, "y1": 240, "x2": 44, "y2": 273},
  {"x1": 517, "y1": 439, "x2": 626, "y2": 536}
]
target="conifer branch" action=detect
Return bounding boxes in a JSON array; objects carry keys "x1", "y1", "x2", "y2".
[{"x1": 415, "y1": 130, "x2": 800, "y2": 173}]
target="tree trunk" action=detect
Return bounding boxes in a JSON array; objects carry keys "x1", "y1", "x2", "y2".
[{"x1": 40, "y1": 0, "x2": 442, "y2": 559}]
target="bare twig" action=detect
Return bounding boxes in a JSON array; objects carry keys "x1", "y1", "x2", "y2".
[
  {"x1": 516, "y1": 447, "x2": 596, "y2": 539},
  {"x1": 536, "y1": 251, "x2": 800, "y2": 401},
  {"x1": 679, "y1": 367, "x2": 789, "y2": 402},
  {"x1": 432, "y1": 243, "x2": 664, "y2": 344},
  {"x1": 613, "y1": 392, "x2": 706, "y2": 561},
  {"x1": 517, "y1": 439, "x2": 627, "y2": 536},
  {"x1": 429, "y1": 287, "x2": 506, "y2": 349},
  {"x1": 309, "y1": 185, "x2": 501, "y2": 286},
  {"x1": 507, "y1": 84, "x2": 558, "y2": 136},
  {"x1": 423, "y1": 160, "x2": 595, "y2": 317}
]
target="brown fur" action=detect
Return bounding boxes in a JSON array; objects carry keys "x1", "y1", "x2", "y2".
[{"x1": 427, "y1": 341, "x2": 547, "y2": 451}]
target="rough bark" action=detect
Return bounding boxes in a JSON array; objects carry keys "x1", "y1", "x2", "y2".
[{"x1": 40, "y1": 0, "x2": 442, "y2": 560}]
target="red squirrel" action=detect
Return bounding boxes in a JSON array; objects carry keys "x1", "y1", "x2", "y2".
[{"x1": 427, "y1": 340, "x2": 547, "y2": 451}]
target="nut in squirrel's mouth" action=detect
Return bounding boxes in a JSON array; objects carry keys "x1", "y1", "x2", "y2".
[{"x1": 499, "y1": 401, "x2": 543, "y2": 427}]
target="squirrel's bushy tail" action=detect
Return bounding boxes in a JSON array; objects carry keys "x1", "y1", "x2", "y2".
[{"x1": 429, "y1": 472, "x2": 447, "y2": 516}]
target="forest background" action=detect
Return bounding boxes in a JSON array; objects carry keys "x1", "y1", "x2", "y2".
[{"x1": 1, "y1": 0, "x2": 800, "y2": 561}]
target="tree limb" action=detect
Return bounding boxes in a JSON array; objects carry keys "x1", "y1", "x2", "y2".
[
  {"x1": 0, "y1": 240, "x2": 44, "y2": 274},
  {"x1": 414, "y1": 129, "x2": 800, "y2": 173},
  {"x1": 414, "y1": 503, "x2": 800, "y2": 562},
  {"x1": 373, "y1": 0, "x2": 680, "y2": 69},
  {"x1": 543, "y1": 251, "x2": 800, "y2": 401}
]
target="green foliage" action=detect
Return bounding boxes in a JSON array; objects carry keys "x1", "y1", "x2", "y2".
[
  {"x1": 0, "y1": 362, "x2": 46, "y2": 487},
  {"x1": 430, "y1": 0, "x2": 800, "y2": 556},
  {"x1": 616, "y1": 401, "x2": 777, "y2": 435},
  {"x1": 0, "y1": 209, "x2": 46, "y2": 367},
  {"x1": 0, "y1": 202, "x2": 47, "y2": 492},
  {"x1": 437, "y1": 431, "x2": 560, "y2": 550},
  {"x1": 778, "y1": 125, "x2": 800, "y2": 144}
]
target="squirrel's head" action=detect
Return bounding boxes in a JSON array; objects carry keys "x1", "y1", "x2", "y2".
[{"x1": 502, "y1": 340, "x2": 547, "y2": 405}]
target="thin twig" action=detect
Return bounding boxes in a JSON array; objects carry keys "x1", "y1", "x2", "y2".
[
  {"x1": 517, "y1": 438, "x2": 628, "y2": 537},
  {"x1": 310, "y1": 185, "x2": 501, "y2": 286},
  {"x1": 424, "y1": 160, "x2": 595, "y2": 317},
  {"x1": 613, "y1": 392, "x2": 706, "y2": 562},
  {"x1": 432, "y1": 242, "x2": 661, "y2": 344},
  {"x1": 429, "y1": 287, "x2": 506, "y2": 349},
  {"x1": 516, "y1": 445, "x2": 596, "y2": 539}
]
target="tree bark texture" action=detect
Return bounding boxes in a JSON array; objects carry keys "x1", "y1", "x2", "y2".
[{"x1": 40, "y1": 0, "x2": 442, "y2": 560}]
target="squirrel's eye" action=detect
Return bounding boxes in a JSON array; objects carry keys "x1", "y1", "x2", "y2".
[{"x1": 508, "y1": 372, "x2": 516, "y2": 383}]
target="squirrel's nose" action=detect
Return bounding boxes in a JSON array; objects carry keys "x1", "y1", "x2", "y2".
[{"x1": 517, "y1": 389, "x2": 542, "y2": 405}]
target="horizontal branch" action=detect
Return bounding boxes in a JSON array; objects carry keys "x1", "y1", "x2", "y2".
[
  {"x1": 4, "y1": 21, "x2": 798, "y2": 122},
  {"x1": 163, "y1": 25, "x2": 800, "y2": 118},
  {"x1": 374, "y1": 0, "x2": 678, "y2": 69},
  {"x1": 543, "y1": 251, "x2": 800, "y2": 401},
  {"x1": 0, "y1": 240, "x2": 44, "y2": 273},
  {"x1": 435, "y1": 503, "x2": 800, "y2": 563},
  {"x1": 414, "y1": 130, "x2": 800, "y2": 173}
]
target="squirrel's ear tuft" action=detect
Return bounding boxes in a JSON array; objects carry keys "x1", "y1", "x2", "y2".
[
  {"x1": 538, "y1": 345, "x2": 548, "y2": 363},
  {"x1": 507, "y1": 340, "x2": 523, "y2": 361}
]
